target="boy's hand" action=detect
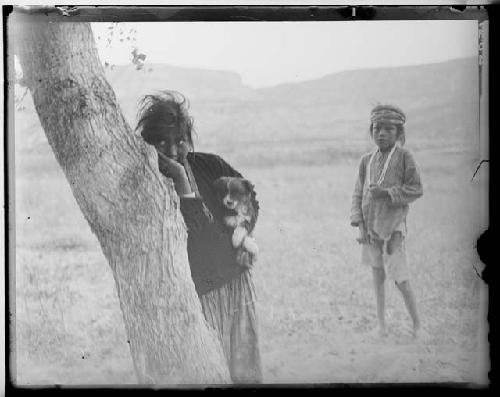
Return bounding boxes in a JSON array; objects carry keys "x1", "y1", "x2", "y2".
[
  {"x1": 368, "y1": 184, "x2": 389, "y2": 199},
  {"x1": 356, "y1": 223, "x2": 370, "y2": 245}
]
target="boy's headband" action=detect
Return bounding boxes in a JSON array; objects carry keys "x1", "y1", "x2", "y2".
[{"x1": 370, "y1": 106, "x2": 406, "y2": 125}]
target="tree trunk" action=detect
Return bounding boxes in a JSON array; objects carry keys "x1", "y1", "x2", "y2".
[{"x1": 14, "y1": 18, "x2": 230, "y2": 384}]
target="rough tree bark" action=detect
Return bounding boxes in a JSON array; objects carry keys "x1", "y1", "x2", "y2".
[{"x1": 14, "y1": 17, "x2": 230, "y2": 384}]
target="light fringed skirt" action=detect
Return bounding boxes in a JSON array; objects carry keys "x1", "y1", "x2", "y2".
[{"x1": 199, "y1": 270, "x2": 263, "y2": 384}]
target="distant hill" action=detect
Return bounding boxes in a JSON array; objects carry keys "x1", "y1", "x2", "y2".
[
  {"x1": 255, "y1": 57, "x2": 478, "y2": 142},
  {"x1": 104, "y1": 63, "x2": 257, "y2": 122},
  {"x1": 15, "y1": 56, "x2": 479, "y2": 168}
]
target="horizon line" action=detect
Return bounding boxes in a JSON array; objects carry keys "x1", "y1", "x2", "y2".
[{"x1": 103, "y1": 54, "x2": 478, "y2": 89}]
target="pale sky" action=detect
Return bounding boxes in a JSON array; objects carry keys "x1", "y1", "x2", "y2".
[{"x1": 92, "y1": 20, "x2": 478, "y2": 88}]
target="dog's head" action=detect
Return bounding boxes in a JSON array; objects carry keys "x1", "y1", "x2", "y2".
[{"x1": 213, "y1": 177, "x2": 255, "y2": 211}]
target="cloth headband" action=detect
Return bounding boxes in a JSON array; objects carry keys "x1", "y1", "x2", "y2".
[{"x1": 370, "y1": 108, "x2": 406, "y2": 125}]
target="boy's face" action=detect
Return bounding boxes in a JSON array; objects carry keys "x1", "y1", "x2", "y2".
[{"x1": 372, "y1": 122, "x2": 398, "y2": 151}]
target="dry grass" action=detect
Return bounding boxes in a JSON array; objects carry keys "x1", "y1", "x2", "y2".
[{"x1": 13, "y1": 144, "x2": 488, "y2": 385}]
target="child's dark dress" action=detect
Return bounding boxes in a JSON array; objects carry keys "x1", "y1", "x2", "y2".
[{"x1": 166, "y1": 151, "x2": 262, "y2": 383}]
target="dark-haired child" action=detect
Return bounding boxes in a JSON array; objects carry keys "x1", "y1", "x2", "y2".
[
  {"x1": 350, "y1": 104, "x2": 423, "y2": 338},
  {"x1": 137, "y1": 90, "x2": 262, "y2": 383}
]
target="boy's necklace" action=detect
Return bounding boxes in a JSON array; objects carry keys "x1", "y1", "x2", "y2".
[{"x1": 366, "y1": 144, "x2": 397, "y2": 186}]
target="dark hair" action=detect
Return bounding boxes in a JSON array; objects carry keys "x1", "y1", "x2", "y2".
[
  {"x1": 136, "y1": 90, "x2": 195, "y2": 149},
  {"x1": 369, "y1": 123, "x2": 406, "y2": 146}
]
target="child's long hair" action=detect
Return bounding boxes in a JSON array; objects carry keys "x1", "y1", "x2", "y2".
[{"x1": 135, "y1": 90, "x2": 195, "y2": 150}]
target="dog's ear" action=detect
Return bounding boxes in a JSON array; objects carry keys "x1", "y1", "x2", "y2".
[
  {"x1": 241, "y1": 179, "x2": 255, "y2": 194},
  {"x1": 213, "y1": 177, "x2": 230, "y2": 195}
]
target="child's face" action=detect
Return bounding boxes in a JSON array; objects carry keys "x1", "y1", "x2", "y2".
[
  {"x1": 153, "y1": 128, "x2": 189, "y2": 163},
  {"x1": 372, "y1": 122, "x2": 398, "y2": 151}
]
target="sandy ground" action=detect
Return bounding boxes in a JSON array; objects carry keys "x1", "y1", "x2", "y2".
[{"x1": 13, "y1": 150, "x2": 489, "y2": 387}]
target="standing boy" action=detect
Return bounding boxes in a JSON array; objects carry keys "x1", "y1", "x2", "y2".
[{"x1": 351, "y1": 104, "x2": 423, "y2": 338}]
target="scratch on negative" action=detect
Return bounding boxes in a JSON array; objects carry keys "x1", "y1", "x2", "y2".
[
  {"x1": 472, "y1": 262, "x2": 484, "y2": 281},
  {"x1": 471, "y1": 160, "x2": 489, "y2": 182}
]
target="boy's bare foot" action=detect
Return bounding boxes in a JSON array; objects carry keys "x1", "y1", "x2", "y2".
[{"x1": 363, "y1": 325, "x2": 388, "y2": 341}]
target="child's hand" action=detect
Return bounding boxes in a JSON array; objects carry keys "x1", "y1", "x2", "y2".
[
  {"x1": 236, "y1": 249, "x2": 255, "y2": 268},
  {"x1": 356, "y1": 223, "x2": 370, "y2": 245},
  {"x1": 368, "y1": 184, "x2": 389, "y2": 199},
  {"x1": 157, "y1": 151, "x2": 192, "y2": 196},
  {"x1": 242, "y1": 236, "x2": 259, "y2": 256}
]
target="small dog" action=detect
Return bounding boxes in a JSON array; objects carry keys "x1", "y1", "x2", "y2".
[{"x1": 213, "y1": 176, "x2": 259, "y2": 265}]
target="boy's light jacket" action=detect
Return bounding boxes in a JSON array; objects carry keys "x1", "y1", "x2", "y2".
[{"x1": 350, "y1": 146, "x2": 423, "y2": 241}]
